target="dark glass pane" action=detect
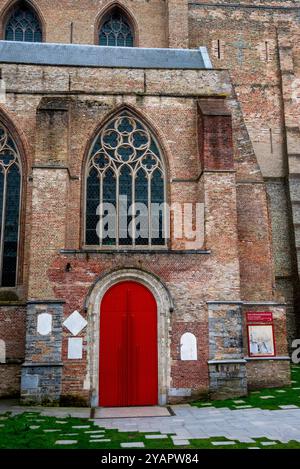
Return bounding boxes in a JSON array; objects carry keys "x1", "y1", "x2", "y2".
[
  {"x1": 135, "y1": 169, "x2": 149, "y2": 246},
  {"x1": 34, "y1": 30, "x2": 42, "y2": 42},
  {"x1": 119, "y1": 166, "x2": 132, "y2": 245},
  {"x1": 86, "y1": 168, "x2": 100, "y2": 245},
  {"x1": 2, "y1": 165, "x2": 20, "y2": 287},
  {"x1": 25, "y1": 28, "x2": 33, "y2": 42},
  {"x1": 5, "y1": 6, "x2": 42, "y2": 43},
  {"x1": 99, "y1": 10, "x2": 133, "y2": 47},
  {"x1": 100, "y1": 33, "x2": 107, "y2": 46},
  {"x1": 15, "y1": 28, "x2": 23, "y2": 41},
  {"x1": 102, "y1": 169, "x2": 116, "y2": 247},
  {"x1": 151, "y1": 169, "x2": 165, "y2": 246},
  {"x1": 5, "y1": 27, "x2": 13, "y2": 41}
]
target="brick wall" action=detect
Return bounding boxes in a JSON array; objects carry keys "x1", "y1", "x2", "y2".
[
  {"x1": 0, "y1": 0, "x2": 168, "y2": 48},
  {"x1": 0, "y1": 306, "x2": 26, "y2": 397},
  {"x1": 189, "y1": 0, "x2": 300, "y2": 338}
]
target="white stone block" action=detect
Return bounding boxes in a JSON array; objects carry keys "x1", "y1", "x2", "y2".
[
  {"x1": 37, "y1": 313, "x2": 52, "y2": 336},
  {"x1": 68, "y1": 338, "x2": 83, "y2": 359},
  {"x1": 63, "y1": 310, "x2": 87, "y2": 336},
  {"x1": 180, "y1": 332, "x2": 197, "y2": 361}
]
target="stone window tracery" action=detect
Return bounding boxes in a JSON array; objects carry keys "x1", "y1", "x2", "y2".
[
  {"x1": 85, "y1": 112, "x2": 166, "y2": 249},
  {"x1": 5, "y1": 3, "x2": 42, "y2": 42},
  {"x1": 99, "y1": 9, "x2": 134, "y2": 47}
]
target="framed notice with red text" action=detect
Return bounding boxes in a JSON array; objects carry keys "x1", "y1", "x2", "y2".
[
  {"x1": 246, "y1": 312, "x2": 276, "y2": 358},
  {"x1": 246, "y1": 312, "x2": 273, "y2": 323}
]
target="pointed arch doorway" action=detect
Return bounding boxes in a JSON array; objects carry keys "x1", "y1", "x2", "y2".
[{"x1": 99, "y1": 281, "x2": 158, "y2": 407}]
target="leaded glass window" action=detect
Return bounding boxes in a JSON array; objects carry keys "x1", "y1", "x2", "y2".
[
  {"x1": 99, "y1": 10, "x2": 134, "y2": 47},
  {"x1": 85, "y1": 112, "x2": 166, "y2": 248},
  {"x1": 0, "y1": 123, "x2": 22, "y2": 286},
  {"x1": 5, "y1": 4, "x2": 42, "y2": 42}
]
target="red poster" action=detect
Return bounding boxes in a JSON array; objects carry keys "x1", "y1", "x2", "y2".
[{"x1": 246, "y1": 312, "x2": 273, "y2": 323}]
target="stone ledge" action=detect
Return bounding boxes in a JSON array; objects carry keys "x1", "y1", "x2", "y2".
[
  {"x1": 245, "y1": 356, "x2": 290, "y2": 361},
  {"x1": 22, "y1": 363, "x2": 64, "y2": 367},
  {"x1": 208, "y1": 359, "x2": 246, "y2": 364},
  {"x1": 27, "y1": 300, "x2": 66, "y2": 305}
]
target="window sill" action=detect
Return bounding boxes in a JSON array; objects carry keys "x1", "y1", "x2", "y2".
[{"x1": 60, "y1": 248, "x2": 211, "y2": 255}]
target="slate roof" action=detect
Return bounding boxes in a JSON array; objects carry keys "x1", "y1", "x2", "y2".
[{"x1": 0, "y1": 40, "x2": 212, "y2": 69}]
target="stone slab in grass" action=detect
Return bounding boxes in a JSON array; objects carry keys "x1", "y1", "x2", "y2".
[
  {"x1": 90, "y1": 439, "x2": 111, "y2": 443},
  {"x1": 279, "y1": 405, "x2": 299, "y2": 409},
  {"x1": 0, "y1": 424, "x2": 5, "y2": 427},
  {"x1": 72, "y1": 425, "x2": 90, "y2": 429},
  {"x1": 56, "y1": 421, "x2": 67, "y2": 424},
  {"x1": 292, "y1": 387, "x2": 300, "y2": 390},
  {"x1": 172, "y1": 440, "x2": 190, "y2": 446},
  {"x1": 248, "y1": 447, "x2": 261, "y2": 450},
  {"x1": 234, "y1": 405, "x2": 252, "y2": 409},
  {"x1": 200, "y1": 403, "x2": 212, "y2": 406},
  {"x1": 85, "y1": 430, "x2": 105, "y2": 434},
  {"x1": 275, "y1": 390, "x2": 286, "y2": 393},
  {"x1": 121, "y1": 442, "x2": 145, "y2": 448},
  {"x1": 55, "y1": 440, "x2": 78, "y2": 445},
  {"x1": 233, "y1": 400, "x2": 245, "y2": 404},
  {"x1": 145, "y1": 435, "x2": 169, "y2": 440},
  {"x1": 90, "y1": 434, "x2": 107, "y2": 438},
  {"x1": 261, "y1": 441, "x2": 277, "y2": 446},
  {"x1": 43, "y1": 429, "x2": 60, "y2": 433},
  {"x1": 211, "y1": 441, "x2": 236, "y2": 446},
  {"x1": 259, "y1": 396, "x2": 275, "y2": 399},
  {"x1": 29, "y1": 426, "x2": 40, "y2": 430}
]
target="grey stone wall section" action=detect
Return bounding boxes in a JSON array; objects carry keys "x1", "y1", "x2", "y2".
[
  {"x1": 208, "y1": 304, "x2": 247, "y2": 399},
  {"x1": 21, "y1": 302, "x2": 64, "y2": 404}
]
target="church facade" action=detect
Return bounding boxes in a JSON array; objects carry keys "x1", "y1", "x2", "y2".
[{"x1": 0, "y1": 0, "x2": 297, "y2": 406}]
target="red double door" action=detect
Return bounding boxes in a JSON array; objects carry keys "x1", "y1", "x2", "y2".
[{"x1": 99, "y1": 281, "x2": 158, "y2": 407}]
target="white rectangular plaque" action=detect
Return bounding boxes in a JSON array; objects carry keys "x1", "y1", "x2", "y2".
[{"x1": 68, "y1": 338, "x2": 83, "y2": 359}]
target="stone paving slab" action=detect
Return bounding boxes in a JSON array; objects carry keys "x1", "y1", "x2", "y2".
[
  {"x1": 94, "y1": 407, "x2": 170, "y2": 419},
  {"x1": 55, "y1": 440, "x2": 78, "y2": 445},
  {"x1": 121, "y1": 442, "x2": 145, "y2": 448}
]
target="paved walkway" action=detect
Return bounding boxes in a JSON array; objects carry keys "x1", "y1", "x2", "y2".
[
  {"x1": 1, "y1": 401, "x2": 300, "y2": 443},
  {"x1": 92, "y1": 405, "x2": 300, "y2": 444}
]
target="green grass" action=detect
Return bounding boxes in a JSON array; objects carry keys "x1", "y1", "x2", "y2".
[{"x1": 192, "y1": 364, "x2": 300, "y2": 411}]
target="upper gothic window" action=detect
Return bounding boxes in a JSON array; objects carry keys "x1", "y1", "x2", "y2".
[
  {"x1": 5, "y1": 3, "x2": 42, "y2": 42},
  {"x1": 0, "y1": 123, "x2": 22, "y2": 287},
  {"x1": 85, "y1": 111, "x2": 166, "y2": 248},
  {"x1": 99, "y1": 9, "x2": 134, "y2": 47}
]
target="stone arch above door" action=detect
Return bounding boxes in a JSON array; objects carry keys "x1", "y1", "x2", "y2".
[{"x1": 84, "y1": 268, "x2": 173, "y2": 406}]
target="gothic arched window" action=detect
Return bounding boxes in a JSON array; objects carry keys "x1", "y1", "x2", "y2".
[
  {"x1": 99, "y1": 9, "x2": 134, "y2": 47},
  {"x1": 5, "y1": 3, "x2": 42, "y2": 42},
  {"x1": 85, "y1": 112, "x2": 166, "y2": 248},
  {"x1": 0, "y1": 123, "x2": 22, "y2": 286}
]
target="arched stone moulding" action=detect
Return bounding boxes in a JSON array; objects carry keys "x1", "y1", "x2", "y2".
[{"x1": 84, "y1": 268, "x2": 173, "y2": 406}]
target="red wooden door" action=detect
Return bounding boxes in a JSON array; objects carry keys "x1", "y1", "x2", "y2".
[{"x1": 99, "y1": 281, "x2": 158, "y2": 407}]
